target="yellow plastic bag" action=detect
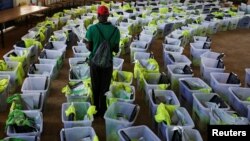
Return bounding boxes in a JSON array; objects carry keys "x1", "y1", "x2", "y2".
[
  {"x1": 65, "y1": 103, "x2": 76, "y2": 121},
  {"x1": 0, "y1": 78, "x2": 9, "y2": 93},
  {"x1": 16, "y1": 62, "x2": 25, "y2": 86},
  {"x1": 24, "y1": 38, "x2": 42, "y2": 49},
  {"x1": 155, "y1": 103, "x2": 177, "y2": 125},
  {"x1": 0, "y1": 60, "x2": 8, "y2": 71},
  {"x1": 87, "y1": 105, "x2": 97, "y2": 119}
]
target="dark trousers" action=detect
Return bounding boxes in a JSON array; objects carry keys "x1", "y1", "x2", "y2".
[{"x1": 90, "y1": 62, "x2": 113, "y2": 115}]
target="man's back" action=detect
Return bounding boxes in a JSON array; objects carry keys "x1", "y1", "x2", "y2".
[{"x1": 86, "y1": 22, "x2": 120, "y2": 60}]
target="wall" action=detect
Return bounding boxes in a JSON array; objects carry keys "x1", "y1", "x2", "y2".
[
  {"x1": 13, "y1": 0, "x2": 31, "y2": 6},
  {"x1": 0, "y1": 0, "x2": 13, "y2": 10}
]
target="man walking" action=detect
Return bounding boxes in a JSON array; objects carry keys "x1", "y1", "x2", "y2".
[{"x1": 85, "y1": 5, "x2": 120, "y2": 116}]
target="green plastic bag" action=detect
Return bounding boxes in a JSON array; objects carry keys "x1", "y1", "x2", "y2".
[
  {"x1": 6, "y1": 110, "x2": 35, "y2": 129},
  {"x1": 7, "y1": 94, "x2": 23, "y2": 111},
  {"x1": 0, "y1": 138, "x2": 26, "y2": 141}
]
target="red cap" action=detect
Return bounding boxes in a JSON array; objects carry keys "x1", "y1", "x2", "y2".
[{"x1": 97, "y1": 5, "x2": 109, "y2": 16}]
